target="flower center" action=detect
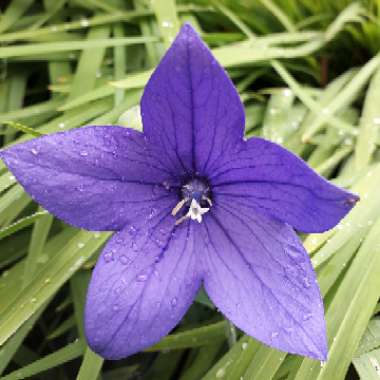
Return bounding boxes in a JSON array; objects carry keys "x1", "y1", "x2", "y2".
[{"x1": 172, "y1": 178, "x2": 212, "y2": 225}]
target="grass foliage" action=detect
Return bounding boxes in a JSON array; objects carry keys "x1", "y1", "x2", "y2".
[{"x1": 0, "y1": 0, "x2": 380, "y2": 379}]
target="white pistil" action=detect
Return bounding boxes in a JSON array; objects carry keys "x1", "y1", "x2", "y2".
[{"x1": 174, "y1": 199, "x2": 210, "y2": 225}]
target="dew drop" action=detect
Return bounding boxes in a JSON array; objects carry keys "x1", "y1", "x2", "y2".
[
  {"x1": 170, "y1": 297, "x2": 178, "y2": 307},
  {"x1": 303, "y1": 277, "x2": 311, "y2": 288},
  {"x1": 137, "y1": 274, "x2": 148, "y2": 282},
  {"x1": 148, "y1": 208, "x2": 156, "y2": 220},
  {"x1": 31, "y1": 148, "x2": 39, "y2": 155},
  {"x1": 104, "y1": 251, "x2": 114, "y2": 262},
  {"x1": 162, "y1": 181, "x2": 171, "y2": 190},
  {"x1": 80, "y1": 18, "x2": 90, "y2": 27},
  {"x1": 44, "y1": 278, "x2": 51, "y2": 284},
  {"x1": 77, "y1": 242, "x2": 85, "y2": 249},
  {"x1": 271, "y1": 331, "x2": 279, "y2": 339},
  {"x1": 162, "y1": 20, "x2": 173, "y2": 28},
  {"x1": 80, "y1": 151, "x2": 88, "y2": 157},
  {"x1": 128, "y1": 225, "x2": 137, "y2": 236},
  {"x1": 30, "y1": 297, "x2": 37, "y2": 303},
  {"x1": 322, "y1": 107, "x2": 330, "y2": 115},
  {"x1": 119, "y1": 255, "x2": 131, "y2": 265},
  {"x1": 303, "y1": 313, "x2": 313, "y2": 321},
  {"x1": 241, "y1": 342, "x2": 248, "y2": 350},
  {"x1": 286, "y1": 245, "x2": 303, "y2": 260},
  {"x1": 216, "y1": 368, "x2": 226, "y2": 378},
  {"x1": 58, "y1": 122, "x2": 65, "y2": 129}
]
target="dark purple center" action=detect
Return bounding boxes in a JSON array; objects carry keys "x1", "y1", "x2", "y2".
[{"x1": 181, "y1": 178, "x2": 211, "y2": 207}]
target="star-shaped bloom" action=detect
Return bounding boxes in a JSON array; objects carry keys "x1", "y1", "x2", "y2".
[{"x1": 0, "y1": 24, "x2": 358, "y2": 361}]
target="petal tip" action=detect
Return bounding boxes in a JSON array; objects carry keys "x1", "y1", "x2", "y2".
[
  {"x1": 344, "y1": 193, "x2": 360, "y2": 207},
  {"x1": 180, "y1": 22, "x2": 198, "y2": 36}
]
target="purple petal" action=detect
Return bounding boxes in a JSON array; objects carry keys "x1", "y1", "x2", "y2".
[
  {"x1": 210, "y1": 137, "x2": 358, "y2": 233},
  {"x1": 202, "y1": 197, "x2": 327, "y2": 360},
  {"x1": 141, "y1": 23, "x2": 245, "y2": 176},
  {"x1": 84, "y1": 211, "x2": 201, "y2": 360},
  {"x1": 0, "y1": 126, "x2": 178, "y2": 231}
]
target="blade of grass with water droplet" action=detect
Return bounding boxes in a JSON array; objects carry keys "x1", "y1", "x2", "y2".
[
  {"x1": 65, "y1": 25, "x2": 111, "y2": 102},
  {"x1": 355, "y1": 318, "x2": 380, "y2": 357},
  {"x1": 294, "y1": 217, "x2": 380, "y2": 380},
  {"x1": 262, "y1": 89, "x2": 296, "y2": 144},
  {"x1": 0, "y1": 231, "x2": 110, "y2": 346},
  {"x1": 151, "y1": 0, "x2": 180, "y2": 48},
  {"x1": 302, "y1": 53, "x2": 380, "y2": 141},
  {"x1": 353, "y1": 348, "x2": 380, "y2": 380},
  {"x1": 355, "y1": 66, "x2": 380, "y2": 171},
  {"x1": 202, "y1": 336, "x2": 254, "y2": 380}
]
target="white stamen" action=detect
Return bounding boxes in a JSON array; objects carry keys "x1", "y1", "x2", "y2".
[
  {"x1": 203, "y1": 196, "x2": 213, "y2": 207},
  {"x1": 174, "y1": 199, "x2": 210, "y2": 225},
  {"x1": 172, "y1": 199, "x2": 187, "y2": 216}
]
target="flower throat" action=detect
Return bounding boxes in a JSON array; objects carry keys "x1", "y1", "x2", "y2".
[{"x1": 172, "y1": 178, "x2": 212, "y2": 225}]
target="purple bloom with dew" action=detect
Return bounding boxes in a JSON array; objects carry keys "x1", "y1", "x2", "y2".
[{"x1": 0, "y1": 24, "x2": 358, "y2": 361}]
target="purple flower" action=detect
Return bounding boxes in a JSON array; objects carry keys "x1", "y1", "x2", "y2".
[{"x1": 0, "y1": 24, "x2": 358, "y2": 361}]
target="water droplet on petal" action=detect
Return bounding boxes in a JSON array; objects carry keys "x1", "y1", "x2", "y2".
[
  {"x1": 303, "y1": 313, "x2": 313, "y2": 321},
  {"x1": 104, "y1": 251, "x2": 114, "y2": 262},
  {"x1": 241, "y1": 342, "x2": 248, "y2": 350},
  {"x1": 170, "y1": 297, "x2": 177, "y2": 307},
  {"x1": 137, "y1": 274, "x2": 148, "y2": 282},
  {"x1": 286, "y1": 245, "x2": 304, "y2": 261},
  {"x1": 271, "y1": 331, "x2": 279, "y2": 339},
  {"x1": 31, "y1": 148, "x2": 39, "y2": 155},
  {"x1": 303, "y1": 277, "x2": 311, "y2": 288},
  {"x1": 119, "y1": 255, "x2": 131, "y2": 265},
  {"x1": 80, "y1": 151, "x2": 88, "y2": 157}
]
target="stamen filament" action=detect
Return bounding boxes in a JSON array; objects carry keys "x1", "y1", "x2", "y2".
[{"x1": 172, "y1": 199, "x2": 187, "y2": 216}]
